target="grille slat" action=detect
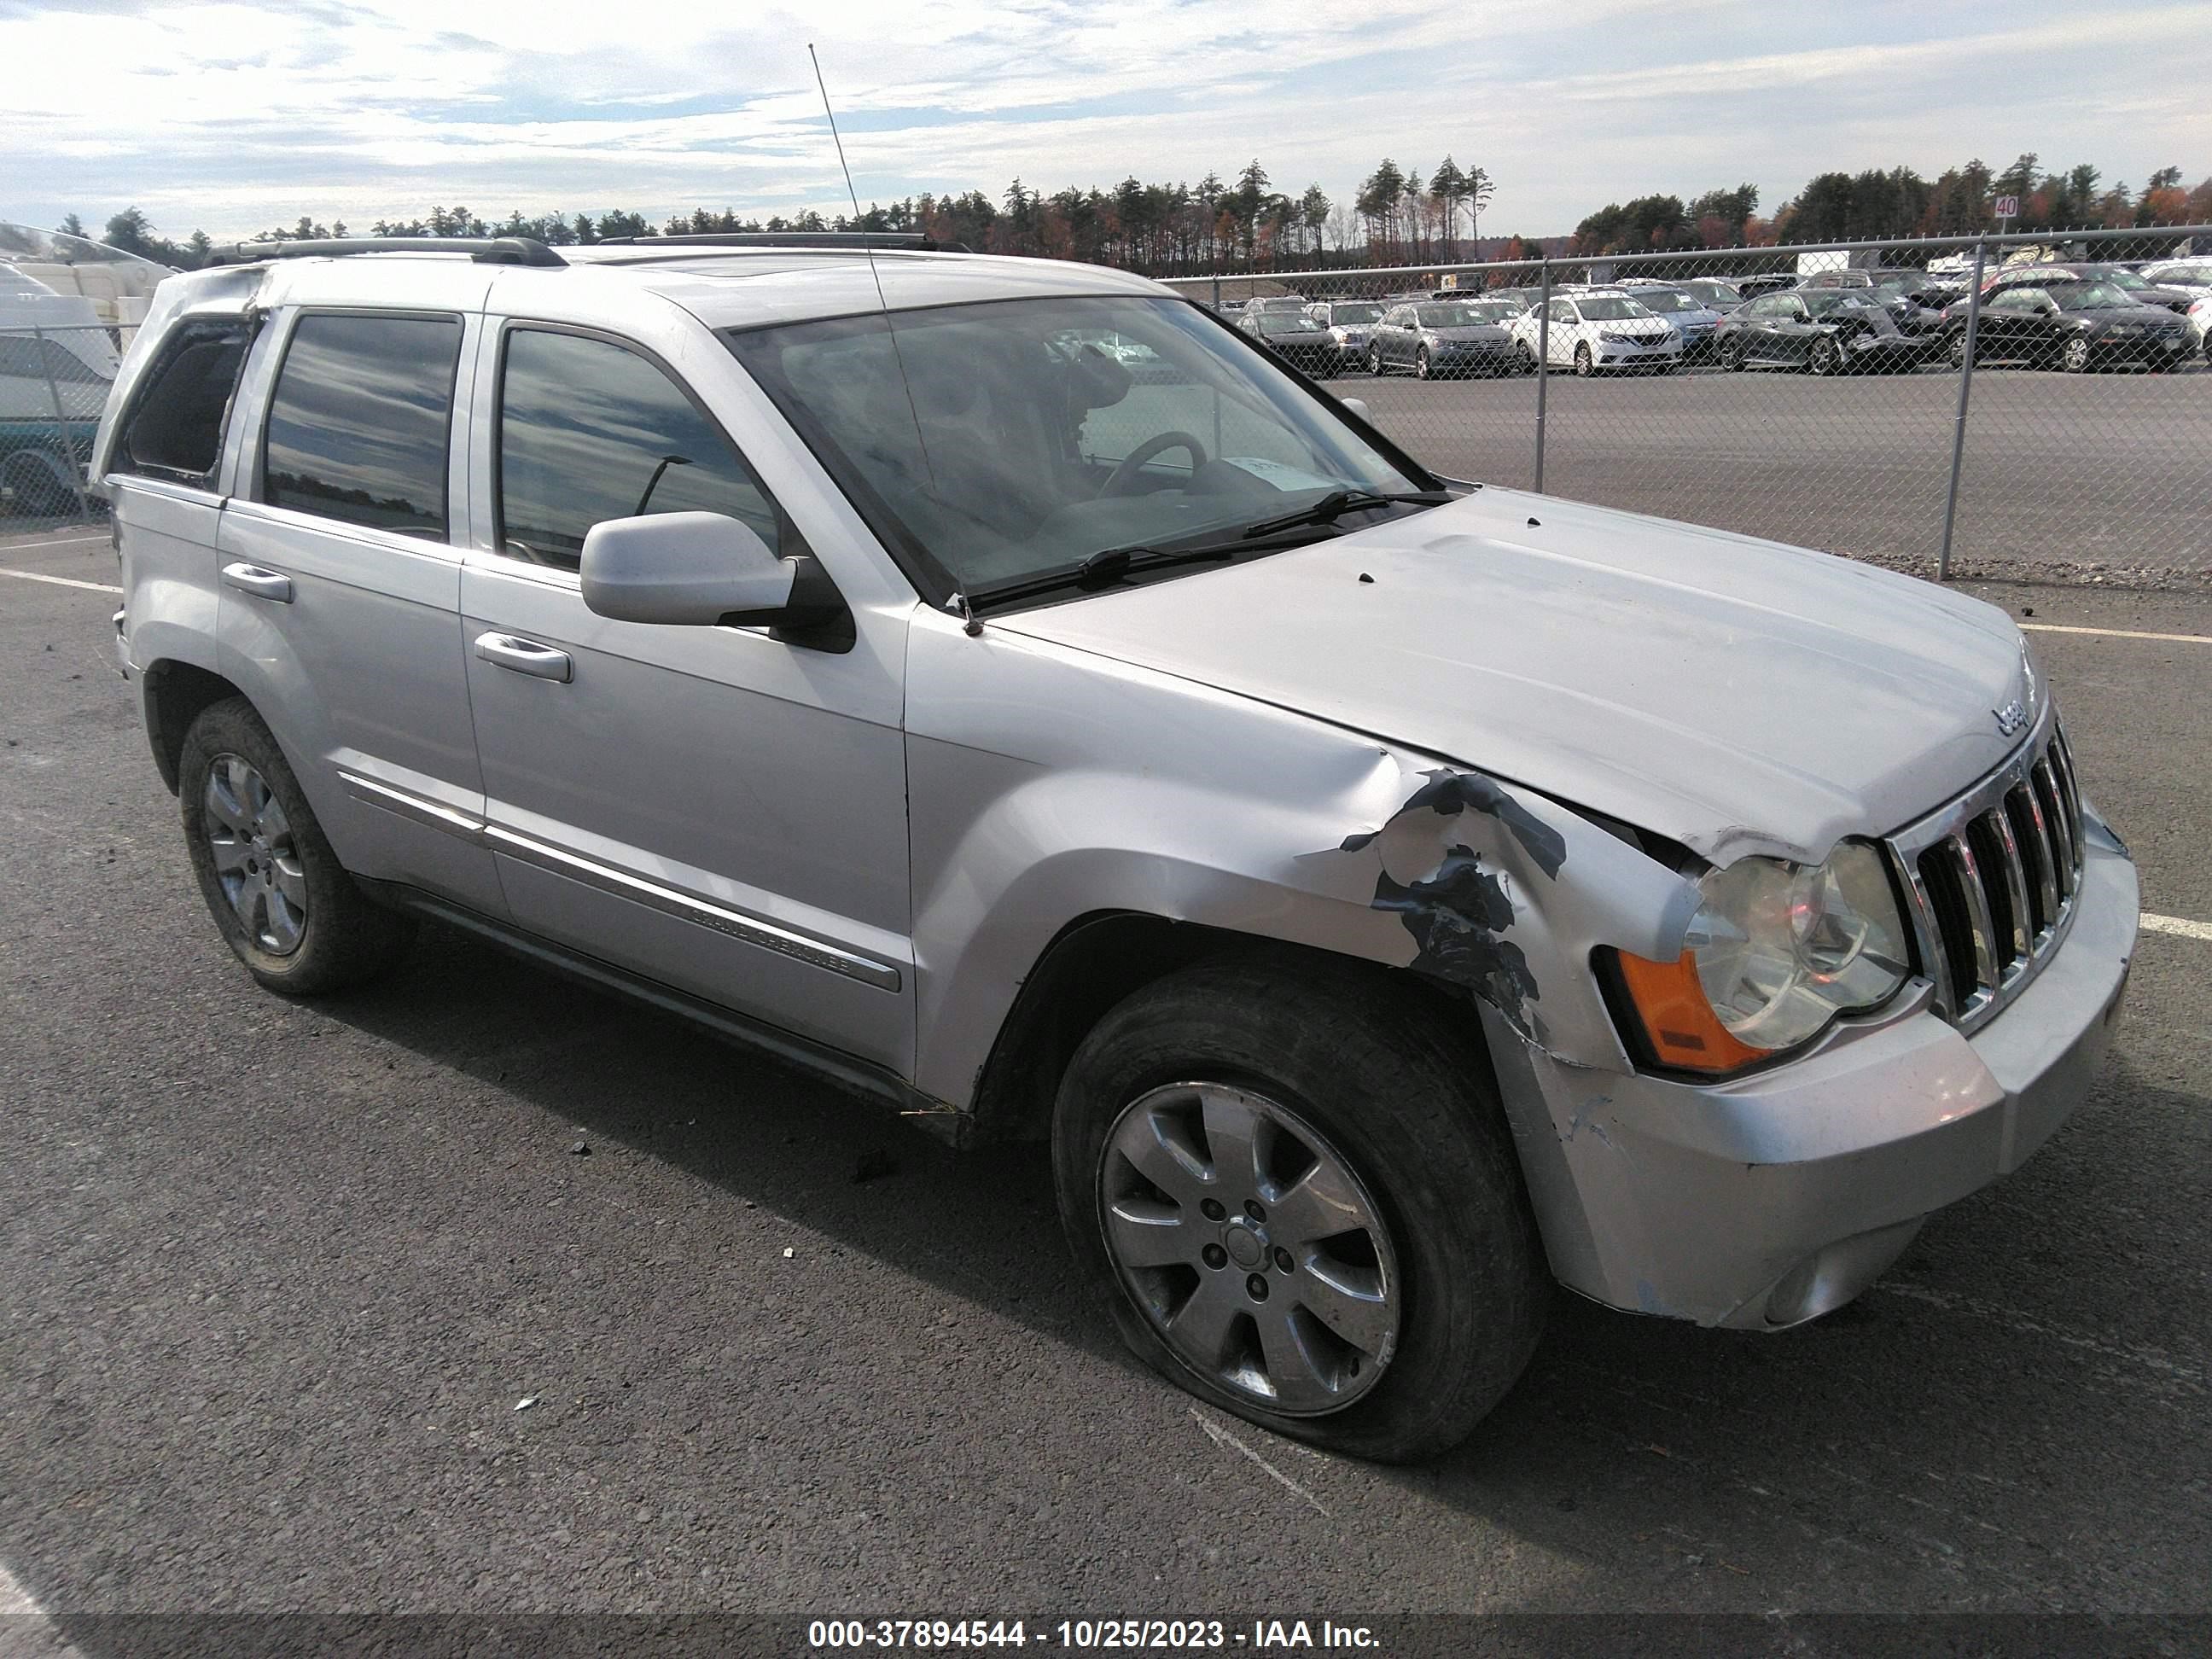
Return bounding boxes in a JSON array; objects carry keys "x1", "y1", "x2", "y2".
[{"x1": 1890, "y1": 714, "x2": 2084, "y2": 1031}]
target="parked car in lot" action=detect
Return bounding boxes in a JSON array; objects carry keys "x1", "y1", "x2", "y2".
[
  {"x1": 1804, "y1": 267, "x2": 1967, "y2": 309},
  {"x1": 2140, "y1": 258, "x2": 2212, "y2": 298},
  {"x1": 1622, "y1": 276, "x2": 1743, "y2": 314},
  {"x1": 1240, "y1": 307, "x2": 1346, "y2": 376},
  {"x1": 1714, "y1": 288, "x2": 1931, "y2": 374},
  {"x1": 1365, "y1": 300, "x2": 1519, "y2": 378},
  {"x1": 1982, "y1": 263, "x2": 2197, "y2": 317},
  {"x1": 1303, "y1": 300, "x2": 1386, "y2": 370},
  {"x1": 95, "y1": 234, "x2": 2138, "y2": 1463},
  {"x1": 1610, "y1": 284, "x2": 1724, "y2": 359},
  {"x1": 1802, "y1": 269, "x2": 1954, "y2": 338},
  {"x1": 1731, "y1": 272, "x2": 1802, "y2": 300},
  {"x1": 1509, "y1": 290, "x2": 1680, "y2": 375},
  {"x1": 1947, "y1": 280, "x2": 2193, "y2": 371}
]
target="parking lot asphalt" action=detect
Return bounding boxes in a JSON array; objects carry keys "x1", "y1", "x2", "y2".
[
  {"x1": 3, "y1": 525, "x2": 2209, "y2": 1633},
  {"x1": 1343, "y1": 359, "x2": 2212, "y2": 586}
]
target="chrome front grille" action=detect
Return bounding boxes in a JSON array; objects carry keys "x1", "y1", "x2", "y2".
[{"x1": 1889, "y1": 711, "x2": 2083, "y2": 1034}]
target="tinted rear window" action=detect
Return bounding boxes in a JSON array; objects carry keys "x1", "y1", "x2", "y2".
[{"x1": 262, "y1": 312, "x2": 462, "y2": 537}]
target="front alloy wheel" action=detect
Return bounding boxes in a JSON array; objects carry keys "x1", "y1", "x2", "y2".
[
  {"x1": 1574, "y1": 342, "x2": 1594, "y2": 377},
  {"x1": 1808, "y1": 336, "x2": 1842, "y2": 376},
  {"x1": 2062, "y1": 335, "x2": 2093, "y2": 374},
  {"x1": 1101, "y1": 1082, "x2": 1399, "y2": 1414},
  {"x1": 1366, "y1": 345, "x2": 1383, "y2": 375},
  {"x1": 1415, "y1": 346, "x2": 1433, "y2": 381}
]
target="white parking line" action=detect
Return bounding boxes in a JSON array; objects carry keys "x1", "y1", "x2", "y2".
[
  {"x1": 0, "y1": 568, "x2": 121, "y2": 594},
  {"x1": 2144, "y1": 913, "x2": 2212, "y2": 942},
  {"x1": 2021, "y1": 623, "x2": 2212, "y2": 646},
  {"x1": 0, "y1": 1560, "x2": 78, "y2": 1657},
  {"x1": 0, "y1": 533, "x2": 108, "y2": 554}
]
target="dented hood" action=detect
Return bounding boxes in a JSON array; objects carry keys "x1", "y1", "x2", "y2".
[{"x1": 992, "y1": 487, "x2": 2040, "y2": 864}]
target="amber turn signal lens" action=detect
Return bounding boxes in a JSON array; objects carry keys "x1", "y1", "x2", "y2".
[{"x1": 1613, "y1": 949, "x2": 1773, "y2": 1074}]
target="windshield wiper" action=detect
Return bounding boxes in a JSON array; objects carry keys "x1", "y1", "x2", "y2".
[
  {"x1": 1237, "y1": 488, "x2": 1452, "y2": 540},
  {"x1": 967, "y1": 523, "x2": 1346, "y2": 614}
]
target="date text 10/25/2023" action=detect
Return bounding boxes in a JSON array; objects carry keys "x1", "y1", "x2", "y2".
[{"x1": 806, "y1": 1620, "x2": 1382, "y2": 1650}]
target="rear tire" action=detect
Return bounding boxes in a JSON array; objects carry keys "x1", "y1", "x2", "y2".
[
  {"x1": 1051, "y1": 956, "x2": 1548, "y2": 1464},
  {"x1": 178, "y1": 698, "x2": 415, "y2": 996}
]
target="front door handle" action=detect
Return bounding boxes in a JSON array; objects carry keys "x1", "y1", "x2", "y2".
[
  {"x1": 221, "y1": 562, "x2": 293, "y2": 603},
  {"x1": 474, "y1": 632, "x2": 573, "y2": 683}
]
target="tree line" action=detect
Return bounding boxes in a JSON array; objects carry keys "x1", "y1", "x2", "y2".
[
  {"x1": 49, "y1": 148, "x2": 2210, "y2": 280},
  {"x1": 1572, "y1": 158, "x2": 2212, "y2": 256}
]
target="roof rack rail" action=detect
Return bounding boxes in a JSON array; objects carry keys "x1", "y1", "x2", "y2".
[
  {"x1": 592, "y1": 231, "x2": 963, "y2": 253},
  {"x1": 204, "y1": 236, "x2": 567, "y2": 269}
]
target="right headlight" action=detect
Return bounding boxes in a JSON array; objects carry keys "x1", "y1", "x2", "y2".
[{"x1": 1610, "y1": 840, "x2": 1913, "y2": 1074}]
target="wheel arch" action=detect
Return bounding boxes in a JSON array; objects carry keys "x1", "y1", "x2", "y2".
[
  {"x1": 966, "y1": 910, "x2": 1482, "y2": 1144},
  {"x1": 143, "y1": 657, "x2": 248, "y2": 793}
]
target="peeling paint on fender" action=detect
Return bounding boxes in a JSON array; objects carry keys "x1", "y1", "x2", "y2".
[{"x1": 1340, "y1": 767, "x2": 1568, "y2": 877}]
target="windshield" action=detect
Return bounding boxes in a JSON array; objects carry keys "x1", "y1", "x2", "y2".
[
  {"x1": 1575, "y1": 296, "x2": 1650, "y2": 321},
  {"x1": 1681, "y1": 280, "x2": 1739, "y2": 305},
  {"x1": 2056, "y1": 282, "x2": 2139, "y2": 311},
  {"x1": 1325, "y1": 304, "x2": 1382, "y2": 323},
  {"x1": 725, "y1": 295, "x2": 1426, "y2": 601},
  {"x1": 1416, "y1": 304, "x2": 1491, "y2": 327},
  {"x1": 1802, "y1": 290, "x2": 1880, "y2": 317},
  {"x1": 1630, "y1": 289, "x2": 1700, "y2": 313}
]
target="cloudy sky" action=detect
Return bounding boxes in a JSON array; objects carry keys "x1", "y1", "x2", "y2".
[{"x1": 5, "y1": 0, "x2": 2209, "y2": 242}]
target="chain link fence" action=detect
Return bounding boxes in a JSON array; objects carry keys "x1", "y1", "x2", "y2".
[
  {"x1": 0, "y1": 323, "x2": 125, "y2": 527},
  {"x1": 1163, "y1": 226, "x2": 2212, "y2": 585}
]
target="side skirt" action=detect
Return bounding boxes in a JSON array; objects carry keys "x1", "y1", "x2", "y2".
[{"x1": 355, "y1": 877, "x2": 973, "y2": 1146}]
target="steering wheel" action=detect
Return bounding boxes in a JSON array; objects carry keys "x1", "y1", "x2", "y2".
[{"x1": 1100, "y1": 430, "x2": 1209, "y2": 498}]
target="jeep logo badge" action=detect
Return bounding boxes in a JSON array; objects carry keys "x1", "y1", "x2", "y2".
[{"x1": 1993, "y1": 700, "x2": 2029, "y2": 737}]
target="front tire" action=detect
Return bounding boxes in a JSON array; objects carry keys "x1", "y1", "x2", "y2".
[
  {"x1": 1415, "y1": 346, "x2": 1433, "y2": 381},
  {"x1": 1052, "y1": 956, "x2": 1547, "y2": 1464},
  {"x1": 2062, "y1": 336, "x2": 2092, "y2": 374},
  {"x1": 179, "y1": 698, "x2": 415, "y2": 996},
  {"x1": 1366, "y1": 345, "x2": 1383, "y2": 375},
  {"x1": 1808, "y1": 335, "x2": 1842, "y2": 376},
  {"x1": 1573, "y1": 342, "x2": 1594, "y2": 377}
]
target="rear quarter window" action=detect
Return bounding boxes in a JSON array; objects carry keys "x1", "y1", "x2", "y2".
[
  {"x1": 260, "y1": 311, "x2": 463, "y2": 538},
  {"x1": 114, "y1": 319, "x2": 253, "y2": 486}
]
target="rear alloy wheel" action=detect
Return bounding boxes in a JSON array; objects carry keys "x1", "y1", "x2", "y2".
[
  {"x1": 1366, "y1": 345, "x2": 1384, "y2": 375},
  {"x1": 1948, "y1": 333, "x2": 1973, "y2": 370},
  {"x1": 1053, "y1": 956, "x2": 1547, "y2": 1463},
  {"x1": 2061, "y1": 335, "x2": 2093, "y2": 374},
  {"x1": 1414, "y1": 346, "x2": 1433, "y2": 381},
  {"x1": 1573, "y1": 341, "x2": 1594, "y2": 377},
  {"x1": 179, "y1": 698, "x2": 415, "y2": 995}
]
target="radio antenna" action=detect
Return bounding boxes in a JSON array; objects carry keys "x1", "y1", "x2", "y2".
[{"x1": 808, "y1": 44, "x2": 941, "y2": 510}]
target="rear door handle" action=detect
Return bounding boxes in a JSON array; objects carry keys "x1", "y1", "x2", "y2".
[
  {"x1": 474, "y1": 632, "x2": 573, "y2": 683},
  {"x1": 221, "y1": 562, "x2": 293, "y2": 603}
]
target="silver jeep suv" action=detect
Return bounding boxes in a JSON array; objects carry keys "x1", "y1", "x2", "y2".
[{"x1": 95, "y1": 234, "x2": 2138, "y2": 1462}]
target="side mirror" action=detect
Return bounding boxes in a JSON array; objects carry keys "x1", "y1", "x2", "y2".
[
  {"x1": 1340, "y1": 396, "x2": 1371, "y2": 422},
  {"x1": 579, "y1": 511, "x2": 848, "y2": 643}
]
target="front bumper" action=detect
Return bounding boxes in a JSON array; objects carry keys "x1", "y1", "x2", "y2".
[
  {"x1": 1591, "y1": 339, "x2": 1681, "y2": 367},
  {"x1": 1484, "y1": 813, "x2": 2136, "y2": 1329}
]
